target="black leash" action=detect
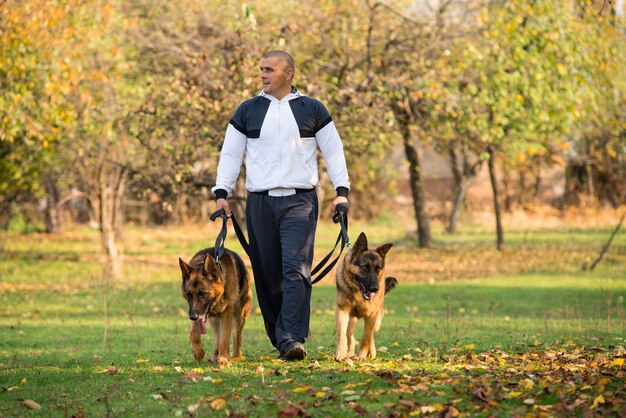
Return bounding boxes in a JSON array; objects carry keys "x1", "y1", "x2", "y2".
[
  {"x1": 310, "y1": 202, "x2": 351, "y2": 284},
  {"x1": 210, "y1": 202, "x2": 349, "y2": 284},
  {"x1": 209, "y1": 209, "x2": 250, "y2": 262}
]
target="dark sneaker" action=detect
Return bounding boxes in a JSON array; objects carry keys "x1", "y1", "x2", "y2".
[{"x1": 279, "y1": 342, "x2": 306, "y2": 361}]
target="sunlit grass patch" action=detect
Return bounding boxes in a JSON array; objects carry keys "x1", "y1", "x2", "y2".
[{"x1": 1, "y1": 222, "x2": 625, "y2": 416}]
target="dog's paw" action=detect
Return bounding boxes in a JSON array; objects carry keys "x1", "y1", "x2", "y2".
[
  {"x1": 335, "y1": 351, "x2": 347, "y2": 362},
  {"x1": 216, "y1": 356, "x2": 230, "y2": 367}
]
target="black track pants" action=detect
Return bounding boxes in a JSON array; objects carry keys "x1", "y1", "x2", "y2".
[{"x1": 246, "y1": 190, "x2": 318, "y2": 354}]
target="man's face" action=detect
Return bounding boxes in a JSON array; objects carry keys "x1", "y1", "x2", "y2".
[{"x1": 260, "y1": 56, "x2": 292, "y2": 98}]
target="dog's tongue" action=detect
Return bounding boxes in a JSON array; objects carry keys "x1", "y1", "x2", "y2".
[{"x1": 198, "y1": 317, "x2": 207, "y2": 334}]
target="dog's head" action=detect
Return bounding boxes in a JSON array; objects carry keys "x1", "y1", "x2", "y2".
[
  {"x1": 179, "y1": 253, "x2": 225, "y2": 322},
  {"x1": 347, "y1": 232, "x2": 393, "y2": 301}
]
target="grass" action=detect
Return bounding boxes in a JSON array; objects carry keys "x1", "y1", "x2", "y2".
[{"x1": 1, "y1": 216, "x2": 625, "y2": 417}]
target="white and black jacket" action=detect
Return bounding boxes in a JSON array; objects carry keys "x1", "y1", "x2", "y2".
[{"x1": 212, "y1": 89, "x2": 350, "y2": 199}]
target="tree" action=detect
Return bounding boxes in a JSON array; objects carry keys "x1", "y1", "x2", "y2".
[
  {"x1": 0, "y1": 0, "x2": 93, "y2": 230},
  {"x1": 428, "y1": 0, "x2": 591, "y2": 249}
]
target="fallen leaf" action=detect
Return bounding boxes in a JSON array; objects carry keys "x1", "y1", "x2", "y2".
[
  {"x1": 21, "y1": 400, "x2": 41, "y2": 410},
  {"x1": 210, "y1": 398, "x2": 226, "y2": 410},
  {"x1": 277, "y1": 404, "x2": 303, "y2": 417},
  {"x1": 609, "y1": 358, "x2": 624, "y2": 367},
  {"x1": 472, "y1": 389, "x2": 497, "y2": 407},
  {"x1": 421, "y1": 405, "x2": 437, "y2": 413},
  {"x1": 293, "y1": 385, "x2": 312, "y2": 393},
  {"x1": 104, "y1": 365, "x2": 119, "y2": 375},
  {"x1": 184, "y1": 370, "x2": 202, "y2": 381},
  {"x1": 440, "y1": 405, "x2": 460, "y2": 418},
  {"x1": 521, "y1": 378, "x2": 535, "y2": 389},
  {"x1": 591, "y1": 394, "x2": 605, "y2": 409},
  {"x1": 308, "y1": 360, "x2": 321, "y2": 369}
]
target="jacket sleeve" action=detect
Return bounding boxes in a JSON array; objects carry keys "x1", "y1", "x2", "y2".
[
  {"x1": 211, "y1": 122, "x2": 247, "y2": 197},
  {"x1": 314, "y1": 103, "x2": 350, "y2": 193}
]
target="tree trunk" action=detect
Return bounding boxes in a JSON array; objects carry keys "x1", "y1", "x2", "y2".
[
  {"x1": 448, "y1": 178, "x2": 471, "y2": 234},
  {"x1": 98, "y1": 162, "x2": 127, "y2": 280},
  {"x1": 175, "y1": 189, "x2": 188, "y2": 224},
  {"x1": 487, "y1": 146, "x2": 504, "y2": 250},
  {"x1": 398, "y1": 114, "x2": 431, "y2": 248},
  {"x1": 446, "y1": 145, "x2": 481, "y2": 234},
  {"x1": 44, "y1": 177, "x2": 63, "y2": 233}
]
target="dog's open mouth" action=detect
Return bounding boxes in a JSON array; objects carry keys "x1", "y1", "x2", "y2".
[
  {"x1": 193, "y1": 300, "x2": 214, "y2": 335},
  {"x1": 358, "y1": 281, "x2": 377, "y2": 301}
]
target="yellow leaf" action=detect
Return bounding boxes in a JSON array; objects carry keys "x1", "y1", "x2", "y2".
[
  {"x1": 507, "y1": 391, "x2": 522, "y2": 398},
  {"x1": 21, "y1": 400, "x2": 41, "y2": 410},
  {"x1": 465, "y1": 344, "x2": 475, "y2": 350},
  {"x1": 521, "y1": 378, "x2": 535, "y2": 389},
  {"x1": 610, "y1": 358, "x2": 624, "y2": 367},
  {"x1": 20, "y1": 378, "x2": 27, "y2": 383},
  {"x1": 210, "y1": 398, "x2": 226, "y2": 410},
  {"x1": 135, "y1": 359, "x2": 149, "y2": 364},
  {"x1": 591, "y1": 395, "x2": 605, "y2": 409},
  {"x1": 152, "y1": 366, "x2": 165, "y2": 372},
  {"x1": 293, "y1": 385, "x2": 312, "y2": 393},
  {"x1": 315, "y1": 392, "x2": 326, "y2": 398}
]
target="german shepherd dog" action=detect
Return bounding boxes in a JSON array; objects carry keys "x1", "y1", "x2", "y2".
[
  {"x1": 335, "y1": 232, "x2": 398, "y2": 362},
  {"x1": 179, "y1": 248, "x2": 252, "y2": 366}
]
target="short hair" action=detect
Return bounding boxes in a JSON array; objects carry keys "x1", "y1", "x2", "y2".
[{"x1": 263, "y1": 50, "x2": 295, "y2": 72}]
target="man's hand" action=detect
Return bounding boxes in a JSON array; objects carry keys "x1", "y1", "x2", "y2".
[
  {"x1": 216, "y1": 198, "x2": 232, "y2": 217},
  {"x1": 331, "y1": 196, "x2": 349, "y2": 218}
]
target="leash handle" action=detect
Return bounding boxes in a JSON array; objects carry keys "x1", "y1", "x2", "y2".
[
  {"x1": 333, "y1": 202, "x2": 351, "y2": 250},
  {"x1": 210, "y1": 209, "x2": 229, "y2": 262},
  {"x1": 209, "y1": 209, "x2": 250, "y2": 260}
]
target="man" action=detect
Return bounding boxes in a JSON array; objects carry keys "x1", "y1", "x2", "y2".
[{"x1": 211, "y1": 50, "x2": 350, "y2": 361}]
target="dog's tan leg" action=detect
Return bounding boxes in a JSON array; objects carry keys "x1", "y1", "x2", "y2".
[
  {"x1": 232, "y1": 309, "x2": 245, "y2": 358},
  {"x1": 216, "y1": 309, "x2": 233, "y2": 366},
  {"x1": 335, "y1": 308, "x2": 350, "y2": 361},
  {"x1": 357, "y1": 316, "x2": 376, "y2": 360},
  {"x1": 209, "y1": 317, "x2": 221, "y2": 362},
  {"x1": 189, "y1": 321, "x2": 205, "y2": 362},
  {"x1": 233, "y1": 292, "x2": 252, "y2": 358},
  {"x1": 346, "y1": 316, "x2": 358, "y2": 358}
]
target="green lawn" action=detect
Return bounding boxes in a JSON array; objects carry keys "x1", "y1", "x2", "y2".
[{"x1": 1, "y1": 220, "x2": 625, "y2": 417}]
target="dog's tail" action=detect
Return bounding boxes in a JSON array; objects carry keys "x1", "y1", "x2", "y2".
[{"x1": 384, "y1": 277, "x2": 398, "y2": 294}]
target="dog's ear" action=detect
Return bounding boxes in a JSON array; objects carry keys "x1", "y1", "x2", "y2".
[
  {"x1": 202, "y1": 253, "x2": 220, "y2": 279},
  {"x1": 376, "y1": 243, "x2": 393, "y2": 259},
  {"x1": 352, "y1": 232, "x2": 368, "y2": 256},
  {"x1": 179, "y1": 258, "x2": 191, "y2": 281}
]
